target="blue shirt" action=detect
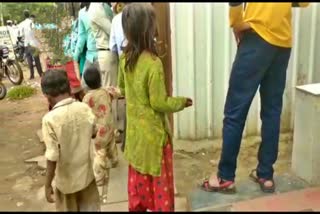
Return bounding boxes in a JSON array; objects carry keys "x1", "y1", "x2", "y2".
[
  {"x1": 73, "y1": 7, "x2": 97, "y2": 63},
  {"x1": 109, "y1": 12, "x2": 127, "y2": 58}
]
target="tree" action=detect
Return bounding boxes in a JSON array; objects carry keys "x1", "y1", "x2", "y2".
[
  {"x1": 2, "y1": 2, "x2": 55, "y2": 24},
  {"x1": 3, "y1": 2, "x2": 78, "y2": 65}
]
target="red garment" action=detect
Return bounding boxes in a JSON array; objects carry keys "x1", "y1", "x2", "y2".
[
  {"x1": 64, "y1": 61, "x2": 81, "y2": 88},
  {"x1": 45, "y1": 59, "x2": 81, "y2": 89},
  {"x1": 128, "y1": 142, "x2": 174, "y2": 212}
]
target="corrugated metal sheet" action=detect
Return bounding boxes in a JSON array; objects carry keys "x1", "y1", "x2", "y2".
[{"x1": 170, "y1": 3, "x2": 320, "y2": 140}]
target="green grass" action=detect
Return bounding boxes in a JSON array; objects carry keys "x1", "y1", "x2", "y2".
[{"x1": 7, "y1": 85, "x2": 37, "y2": 101}]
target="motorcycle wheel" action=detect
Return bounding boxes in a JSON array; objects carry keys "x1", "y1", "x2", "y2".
[
  {"x1": 0, "y1": 82, "x2": 7, "y2": 100},
  {"x1": 6, "y1": 60, "x2": 24, "y2": 85}
]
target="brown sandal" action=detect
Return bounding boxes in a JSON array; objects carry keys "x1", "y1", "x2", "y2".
[
  {"x1": 249, "y1": 169, "x2": 275, "y2": 193},
  {"x1": 199, "y1": 176, "x2": 236, "y2": 194}
]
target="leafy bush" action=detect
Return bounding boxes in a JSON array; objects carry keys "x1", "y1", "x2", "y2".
[{"x1": 7, "y1": 85, "x2": 36, "y2": 100}]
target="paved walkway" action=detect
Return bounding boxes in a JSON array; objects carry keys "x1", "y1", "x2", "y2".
[
  {"x1": 187, "y1": 173, "x2": 314, "y2": 211},
  {"x1": 232, "y1": 187, "x2": 320, "y2": 211}
]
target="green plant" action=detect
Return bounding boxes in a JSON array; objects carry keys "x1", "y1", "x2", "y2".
[
  {"x1": 41, "y1": 3, "x2": 73, "y2": 65},
  {"x1": 2, "y1": 2, "x2": 77, "y2": 65},
  {"x1": 7, "y1": 85, "x2": 36, "y2": 100}
]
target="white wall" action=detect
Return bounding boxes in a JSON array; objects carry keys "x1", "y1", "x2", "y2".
[{"x1": 170, "y1": 3, "x2": 320, "y2": 140}]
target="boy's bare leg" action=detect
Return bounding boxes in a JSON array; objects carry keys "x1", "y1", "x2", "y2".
[
  {"x1": 98, "y1": 169, "x2": 110, "y2": 204},
  {"x1": 107, "y1": 139, "x2": 119, "y2": 168}
]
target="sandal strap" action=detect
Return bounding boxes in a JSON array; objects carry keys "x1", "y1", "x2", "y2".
[{"x1": 203, "y1": 177, "x2": 234, "y2": 189}]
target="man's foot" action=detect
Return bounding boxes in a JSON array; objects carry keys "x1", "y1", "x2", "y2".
[
  {"x1": 199, "y1": 174, "x2": 236, "y2": 194},
  {"x1": 249, "y1": 169, "x2": 275, "y2": 193},
  {"x1": 29, "y1": 76, "x2": 34, "y2": 80}
]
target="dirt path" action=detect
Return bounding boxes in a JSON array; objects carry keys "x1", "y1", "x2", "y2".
[{"x1": 0, "y1": 72, "x2": 55, "y2": 211}]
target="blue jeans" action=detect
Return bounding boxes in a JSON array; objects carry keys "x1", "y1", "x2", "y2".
[{"x1": 218, "y1": 31, "x2": 291, "y2": 181}]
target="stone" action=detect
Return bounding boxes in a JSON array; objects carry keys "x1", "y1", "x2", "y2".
[
  {"x1": 16, "y1": 202, "x2": 24, "y2": 207},
  {"x1": 24, "y1": 155, "x2": 45, "y2": 163},
  {"x1": 23, "y1": 150, "x2": 31, "y2": 155},
  {"x1": 38, "y1": 159, "x2": 47, "y2": 169},
  {"x1": 209, "y1": 159, "x2": 218, "y2": 166},
  {"x1": 12, "y1": 176, "x2": 33, "y2": 192}
]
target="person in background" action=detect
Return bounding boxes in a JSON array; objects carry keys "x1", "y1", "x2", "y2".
[
  {"x1": 88, "y1": 2, "x2": 119, "y2": 168},
  {"x1": 83, "y1": 65, "x2": 118, "y2": 204},
  {"x1": 30, "y1": 14, "x2": 35, "y2": 22},
  {"x1": 41, "y1": 69, "x2": 100, "y2": 211},
  {"x1": 73, "y1": 2, "x2": 98, "y2": 90},
  {"x1": 109, "y1": 2, "x2": 129, "y2": 152},
  {"x1": 118, "y1": 3, "x2": 192, "y2": 211},
  {"x1": 71, "y1": 4, "x2": 86, "y2": 77},
  {"x1": 88, "y1": 2, "x2": 116, "y2": 87},
  {"x1": 19, "y1": 10, "x2": 43, "y2": 79},
  {"x1": 110, "y1": 2, "x2": 128, "y2": 57},
  {"x1": 12, "y1": 20, "x2": 19, "y2": 41},
  {"x1": 200, "y1": 2, "x2": 310, "y2": 194},
  {"x1": 6, "y1": 20, "x2": 17, "y2": 45}
]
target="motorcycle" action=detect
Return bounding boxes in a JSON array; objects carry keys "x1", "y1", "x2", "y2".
[
  {"x1": 0, "y1": 44, "x2": 24, "y2": 85},
  {"x1": 13, "y1": 36, "x2": 29, "y2": 67},
  {"x1": 0, "y1": 81, "x2": 7, "y2": 100}
]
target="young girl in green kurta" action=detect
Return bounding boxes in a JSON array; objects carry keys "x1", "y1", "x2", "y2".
[{"x1": 117, "y1": 3, "x2": 193, "y2": 212}]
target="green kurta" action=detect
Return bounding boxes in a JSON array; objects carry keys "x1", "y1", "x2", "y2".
[{"x1": 118, "y1": 52, "x2": 187, "y2": 176}]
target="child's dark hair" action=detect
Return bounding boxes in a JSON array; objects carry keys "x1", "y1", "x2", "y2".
[
  {"x1": 41, "y1": 70, "x2": 71, "y2": 97},
  {"x1": 24, "y1": 10, "x2": 30, "y2": 19},
  {"x1": 83, "y1": 66, "x2": 101, "y2": 90},
  {"x1": 80, "y1": 2, "x2": 90, "y2": 11},
  {"x1": 122, "y1": 3, "x2": 158, "y2": 72}
]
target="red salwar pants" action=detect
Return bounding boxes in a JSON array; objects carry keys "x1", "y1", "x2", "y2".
[{"x1": 128, "y1": 142, "x2": 174, "y2": 212}]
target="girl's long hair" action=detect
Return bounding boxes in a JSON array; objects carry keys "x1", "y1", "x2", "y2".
[
  {"x1": 80, "y1": 2, "x2": 90, "y2": 11},
  {"x1": 122, "y1": 3, "x2": 158, "y2": 72}
]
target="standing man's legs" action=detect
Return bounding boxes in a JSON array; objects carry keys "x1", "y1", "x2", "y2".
[
  {"x1": 202, "y1": 32, "x2": 279, "y2": 191},
  {"x1": 33, "y1": 51, "x2": 43, "y2": 77},
  {"x1": 97, "y1": 50, "x2": 117, "y2": 88},
  {"x1": 25, "y1": 46, "x2": 35, "y2": 79},
  {"x1": 218, "y1": 32, "x2": 277, "y2": 182},
  {"x1": 257, "y1": 48, "x2": 291, "y2": 180}
]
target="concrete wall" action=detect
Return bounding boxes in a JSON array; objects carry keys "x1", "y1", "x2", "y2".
[{"x1": 170, "y1": 3, "x2": 320, "y2": 140}]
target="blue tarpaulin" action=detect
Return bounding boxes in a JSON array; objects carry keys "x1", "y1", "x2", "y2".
[{"x1": 34, "y1": 23, "x2": 57, "y2": 30}]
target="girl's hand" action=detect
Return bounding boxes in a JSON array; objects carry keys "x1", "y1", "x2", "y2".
[
  {"x1": 106, "y1": 86, "x2": 122, "y2": 99},
  {"x1": 185, "y1": 98, "x2": 193, "y2": 108}
]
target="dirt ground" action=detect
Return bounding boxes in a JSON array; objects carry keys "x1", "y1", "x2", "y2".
[
  {"x1": 0, "y1": 71, "x2": 54, "y2": 211},
  {"x1": 174, "y1": 134, "x2": 293, "y2": 196},
  {"x1": 0, "y1": 68, "x2": 293, "y2": 211}
]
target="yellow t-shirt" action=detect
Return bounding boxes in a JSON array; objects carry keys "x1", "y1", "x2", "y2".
[{"x1": 229, "y1": 3, "x2": 309, "y2": 48}]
